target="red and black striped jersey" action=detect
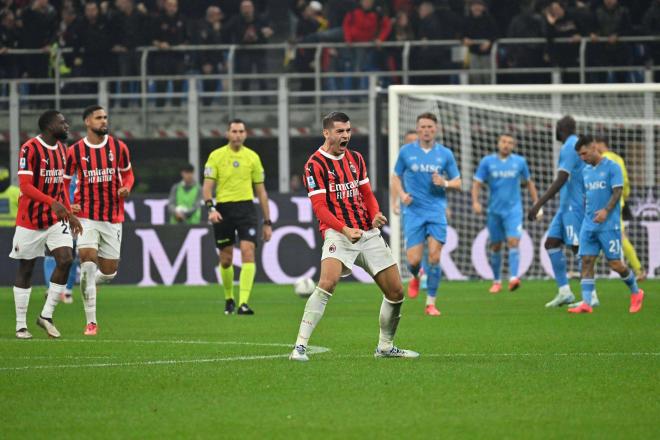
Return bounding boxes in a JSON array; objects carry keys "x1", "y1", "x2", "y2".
[
  {"x1": 65, "y1": 135, "x2": 132, "y2": 223},
  {"x1": 303, "y1": 147, "x2": 371, "y2": 234},
  {"x1": 16, "y1": 136, "x2": 68, "y2": 230}
]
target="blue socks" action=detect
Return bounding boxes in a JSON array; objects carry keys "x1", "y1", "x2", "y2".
[
  {"x1": 548, "y1": 248, "x2": 569, "y2": 288},
  {"x1": 508, "y1": 248, "x2": 520, "y2": 279},
  {"x1": 489, "y1": 250, "x2": 502, "y2": 282},
  {"x1": 426, "y1": 264, "x2": 441, "y2": 297},
  {"x1": 581, "y1": 279, "x2": 595, "y2": 305},
  {"x1": 66, "y1": 258, "x2": 78, "y2": 291},
  {"x1": 621, "y1": 270, "x2": 639, "y2": 294}
]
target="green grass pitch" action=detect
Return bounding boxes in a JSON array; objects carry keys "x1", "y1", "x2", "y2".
[{"x1": 1, "y1": 280, "x2": 658, "y2": 439}]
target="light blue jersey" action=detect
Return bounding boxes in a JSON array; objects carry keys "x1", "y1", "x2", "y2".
[
  {"x1": 394, "y1": 141, "x2": 460, "y2": 216},
  {"x1": 474, "y1": 153, "x2": 530, "y2": 215},
  {"x1": 557, "y1": 134, "x2": 585, "y2": 216},
  {"x1": 394, "y1": 141, "x2": 460, "y2": 248},
  {"x1": 582, "y1": 157, "x2": 623, "y2": 232}
]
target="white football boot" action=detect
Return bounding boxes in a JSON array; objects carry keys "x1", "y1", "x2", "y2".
[{"x1": 289, "y1": 345, "x2": 309, "y2": 362}]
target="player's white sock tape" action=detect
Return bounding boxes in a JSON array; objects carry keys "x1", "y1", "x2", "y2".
[
  {"x1": 378, "y1": 297, "x2": 403, "y2": 351},
  {"x1": 81, "y1": 262, "x2": 98, "y2": 324},
  {"x1": 294, "y1": 286, "x2": 331, "y2": 347},
  {"x1": 41, "y1": 282, "x2": 65, "y2": 319},
  {"x1": 13, "y1": 286, "x2": 31, "y2": 331}
]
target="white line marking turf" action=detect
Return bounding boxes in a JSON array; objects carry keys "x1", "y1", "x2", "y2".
[{"x1": 1, "y1": 338, "x2": 656, "y2": 371}]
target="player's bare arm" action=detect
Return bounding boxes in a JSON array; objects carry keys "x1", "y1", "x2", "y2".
[
  {"x1": 254, "y1": 182, "x2": 272, "y2": 242},
  {"x1": 432, "y1": 171, "x2": 461, "y2": 190},
  {"x1": 471, "y1": 180, "x2": 483, "y2": 214},
  {"x1": 390, "y1": 174, "x2": 411, "y2": 214},
  {"x1": 595, "y1": 186, "x2": 622, "y2": 223},
  {"x1": 202, "y1": 178, "x2": 222, "y2": 223},
  {"x1": 528, "y1": 170, "x2": 569, "y2": 220},
  {"x1": 68, "y1": 215, "x2": 83, "y2": 237}
]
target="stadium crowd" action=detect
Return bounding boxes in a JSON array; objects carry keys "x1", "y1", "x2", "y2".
[{"x1": 0, "y1": 0, "x2": 659, "y2": 86}]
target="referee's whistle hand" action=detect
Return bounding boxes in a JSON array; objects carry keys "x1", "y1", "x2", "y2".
[
  {"x1": 262, "y1": 225, "x2": 272, "y2": 242},
  {"x1": 208, "y1": 211, "x2": 223, "y2": 223}
]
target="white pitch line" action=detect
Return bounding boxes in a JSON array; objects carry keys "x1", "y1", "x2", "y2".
[
  {"x1": 0, "y1": 354, "x2": 290, "y2": 371},
  {"x1": 0, "y1": 339, "x2": 330, "y2": 371}
]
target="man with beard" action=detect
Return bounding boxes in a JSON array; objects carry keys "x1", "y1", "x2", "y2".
[
  {"x1": 10, "y1": 110, "x2": 83, "y2": 339},
  {"x1": 64, "y1": 105, "x2": 135, "y2": 336}
]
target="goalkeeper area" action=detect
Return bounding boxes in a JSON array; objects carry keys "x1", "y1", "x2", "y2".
[
  {"x1": 1, "y1": 281, "x2": 658, "y2": 439},
  {"x1": 388, "y1": 84, "x2": 660, "y2": 279}
]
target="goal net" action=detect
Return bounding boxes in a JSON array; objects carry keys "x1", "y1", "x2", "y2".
[{"x1": 388, "y1": 84, "x2": 660, "y2": 280}]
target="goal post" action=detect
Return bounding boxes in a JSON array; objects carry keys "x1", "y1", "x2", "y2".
[{"x1": 387, "y1": 83, "x2": 660, "y2": 280}]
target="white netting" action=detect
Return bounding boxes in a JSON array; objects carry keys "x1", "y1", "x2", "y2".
[{"x1": 388, "y1": 85, "x2": 660, "y2": 280}]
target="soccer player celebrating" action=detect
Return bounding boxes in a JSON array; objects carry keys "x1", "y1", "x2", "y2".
[
  {"x1": 472, "y1": 133, "x2": 539, "y2": 293},
  {"x1": 569, "y1": 135, "x2": 644, "y2": 314},
  {"x1": 390, "y1": 113, "x2": 461, "y2": 316},
  {"x1": 10, "y1": 110, "x2": 83, "y2": 339},
  {"x1": 65, "y1": 105, "x2": 134, "y2": 336},
  {"x1": 528, "y1": 116, "x2": 594, "y2": 308},
  {"x1": 594, "y1": 135, "x2": 646, "y2": 282},
  {"x1": 203, "y1": 119, "x2": 272, "y2": 315},
  {"x1": 290, "y1": 112, "x2": 418, "y2": 361}
]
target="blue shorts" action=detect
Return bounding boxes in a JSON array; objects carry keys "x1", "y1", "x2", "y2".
[
  {"x1": 578, "y1": 227, "x2": 622, "y2": 260},
  {"x1": 487, "y1": 210, "x2": 522, "y2": 243},
  {"x1": 547, "y1": 210, "x2": 583, "y2": 247},
  {"x1": 403, "y1": 210, "x2": 447, "y2": 249}
]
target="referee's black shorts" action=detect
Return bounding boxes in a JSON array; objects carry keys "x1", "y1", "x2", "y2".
[{"x1": 212, "y1": 200, "x2": 258, "y2": 249}]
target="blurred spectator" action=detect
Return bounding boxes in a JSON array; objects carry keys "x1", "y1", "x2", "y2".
[
  {"x1": 224, "y1": 0, "x2": 274, "y2": 104},
  {"x1": 505, "y1": 0, "x2": 547, "y2": 83},
  {"x1": 194, "y1": 5, "x2": 225, "y2": 105},
  {"x1": 168, "y1": 163, "x2": 202, "y2": 224},
  {"x1": 72, "y1": 2, "x2": 113, "y2": 78},
  {"x1": 462, "y1": 0, "x2": 498, "y2": 84},
  {"x1": 385, "y1": 10, "x2": 413, "y2": 84},
  {"x1": 643, "y1": 0, "x2": 660, "y2": 82},
  {"x1": 300, "y1": 0, "x2": 355, "y2": 43},
  {"x1": 111, "y1": 0, "x2": 148, "y2": 105},
  {"x1": 20, "y1": 0, "x2": 58, "y2": 92},
  {"x1": 150, "y1": 0, "x2": 189, "y2": 106},
  {"x1": 589, "y1": 0, "x2": 633, "y2": 82},
  {"x1": 0, "y1": 9, "x2": 20, "y2": 80},
  {"x1": 413, "y1": 1, "x2": 462, "y2": 85},
  {"x1": 290, "y1": 173, "x2": 305, "y2": 194},
  {"x1": 0, "y1": 166, "x2": 19, "y2": 227},
  {"x1": 56, "y1": 5, "x2": 77, "y2": 74},
  {"x1": 543, "y1": 1, "x2": 588, "y2": 83},
  {"x1": 294, "y1": 1, "x2": 326, "y2": 99},
  {"x1": 389, "y1": 0, "x2": 414, "y2": 15},
  {"x1": 342, "y1": 0, "x2": 392, "y2": 90}
]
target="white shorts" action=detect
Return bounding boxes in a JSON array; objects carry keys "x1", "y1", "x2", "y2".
[
  {"x1": 77, "y1": 218, "x2": 122, "y2": 260},
  {"x1": 9, "y1": 222, "x2": 73, "y2": 260},
  {"x1": 321, "y1": 228, "x2": 397, "y2": 278}
]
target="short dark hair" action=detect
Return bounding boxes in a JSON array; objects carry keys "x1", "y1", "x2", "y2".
[
  {"x1": 499, "y1": 132, "x2": 516, "y2": 140},
  {"x1": 557, "y1": 115, "x2": 576, "y2": 136},
  {"x1": 322, "y1": 111, "x2": 350, "y2": 130},
  {"x1": 416, "y1": 112, "x2": 438, "y2": 123},
  {"x1": 181, "y1": 163, "x2": 195, "y2": 173},
  {"x1": 82, "y1": 105, "x2": 104, "y2": 121},
  {"x1": 38, "y1": 110, "x2": 62, "y2": 132},
  {"x1": 404, "y1": 130, "x2": 417, "y2": 137},
  {"x1": 575, "y1": 134, "x2": 594, "y2": 151},
  {"x1": 228, "y1": 118, "x2": 246, "y2": 128}
]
